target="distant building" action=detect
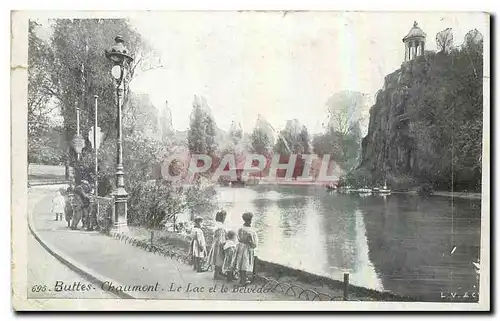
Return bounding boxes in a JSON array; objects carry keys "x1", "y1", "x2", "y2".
[{"x1": 403, "y1": 21, "x2": 426, "y2": 61}]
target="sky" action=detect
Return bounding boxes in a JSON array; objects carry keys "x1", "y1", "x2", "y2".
[{"x1": 37, "y1": 11, "x2": 488, "y2": 134}]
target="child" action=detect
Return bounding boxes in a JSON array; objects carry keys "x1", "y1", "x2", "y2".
[
  {"x1": 51, "y1": 189, "x2": 66, "y2": 221},
  {"x1": 189, "y1": 216, "x2": 207, "y2": 273},
  {"x1": 234, "y1": 212, "x2": 258, "y2": 285},
  {"x1": 222, "y1": 230, "x2": 238, "y2": 282},
  {"x1": 207, "y1": 210, "x2": 227, "y2": 280}
]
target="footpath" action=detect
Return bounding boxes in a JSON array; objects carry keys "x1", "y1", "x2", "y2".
[{"x1": 29, "y1": 188, "x2": 300, "y2": 301}]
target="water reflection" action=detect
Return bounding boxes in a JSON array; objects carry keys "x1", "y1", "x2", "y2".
[
  {"x1": 360, "y1": 194, "x2": 480, "y2": 299},
  {"x1": 211, "y1": 186, "x2": 480, "y2": 299}
]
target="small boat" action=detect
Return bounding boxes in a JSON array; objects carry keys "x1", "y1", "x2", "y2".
[
  {"x1": 336, "y1": 186, "x2": 353, "y2": 193},
  {"x1": 357, "y1": 187, "x2": 372, "y2": 193},
  {"x1": 373, "y1": 181, "x2": 391, "y2": 194},
  {"x1": 380, "y1": 182, "x2": 391, "y2": 193},
  {"x1": 326, "y1": 184, "x2": 337, "y2": 191}
]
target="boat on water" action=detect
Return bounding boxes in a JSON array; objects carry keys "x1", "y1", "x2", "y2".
[
  {"x1": 372, "y1": 181, "x2": 391, "y2": 194},
  {"x1": 337, "y1": 187, "x2": 372, "y2": 194},
  {"x1": 357, "y1": 187, "x2": 372, "y2": 193},
  {"x1": 325, "y1": 183, "x2": 337, "y2": 191}
]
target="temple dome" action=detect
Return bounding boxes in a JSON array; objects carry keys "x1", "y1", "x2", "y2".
[{"x1": 402, "y1": 21, "x2": 426, "y2": 42}]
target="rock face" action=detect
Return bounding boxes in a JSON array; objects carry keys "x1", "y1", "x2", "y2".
[
  {"x1": 359, "y1": 44, "x2": 483, "y2": 191},
  {"x1": 360, "y1": 66, "x2": 414, "y2": 184}
]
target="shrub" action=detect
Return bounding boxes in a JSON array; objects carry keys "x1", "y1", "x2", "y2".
[
  {"x1": 184, "y1": 176, "x2": 218, "y2": 220},
  {"x1": 128, "y1": 180, "x2": 186, "y2": 228},
  {"x1": 343, "y1": 168, "x2": 373, "y2": 188},
  {"x1": 386, "y1": 173, "x2": 416, "y2": 191},
  {"x1": 417, "y1": 183, "x2": 434, "y2": 197}
]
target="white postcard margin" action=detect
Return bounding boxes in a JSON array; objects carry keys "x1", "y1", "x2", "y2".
[{"x1": 10, "y1": 10, "x2": 491, "y2": 311}]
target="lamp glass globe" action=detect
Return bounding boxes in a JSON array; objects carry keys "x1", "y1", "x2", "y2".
[{"x1": 111, "y1": 65, "x2": 122, "y2": 80}]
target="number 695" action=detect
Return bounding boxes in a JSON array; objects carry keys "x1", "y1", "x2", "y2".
[{"x1": 31, "y1": 285, "x2": 47, "y2": 292}]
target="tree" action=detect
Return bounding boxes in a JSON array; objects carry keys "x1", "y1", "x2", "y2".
[
  {"x1": 323, "y1": 91, "x2": 366, "y2": 170},
  {"x1": 251, "y1": 127, "x2": 272, "y2": 156},
  {"x1": 187, "y1": 95, "x2": 219, "y2": 157},
  {"x1": 297, "y1": 125, "x2": 311, "y2": 154},
  {"x1": 326, "y1": 91, "x2": 366, "y2": 137},
  {"x1": 203, "y1": 114, "x2": 218, "y2": 157},
  {"x1": 464, "y1": 29, "x2": 483, "y2": 47},
  {"x1": 28, "y1": 21, "x2": 64, "y2": 164},
  {"x1": 228, "y1": 121, "x2": 243, "y2": 145},
  {"x1": 47, "y1": 18, "x2": 158, "y2": 185},
  {"x1": 187, "y1": 98, "x2": 207, "y2": 155},
  {"x1": 251, "y1": 116, "x2": 273, "y2": 157},
  {"x1": 436, "y1": 28, "x2": 454, "y2": 53}
]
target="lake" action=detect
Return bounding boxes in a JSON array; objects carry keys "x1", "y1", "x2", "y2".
[{"x1": 211, "y1": 185, "x2": 481, "y2": 300}]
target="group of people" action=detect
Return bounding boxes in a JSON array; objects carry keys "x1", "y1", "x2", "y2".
[
  {"x1": 189, "y1": 210, "x2": 259, "y2": 286},
  {"x1": 51, "y1": 180, "x2": 97, "y2": 231},
  {"x1": 53, "y1": 182, "x2": 259, "y2": 285}
]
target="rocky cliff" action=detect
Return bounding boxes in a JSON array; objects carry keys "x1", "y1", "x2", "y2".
[{"x1": 358, "y1": 41, "x2": 483, "y2": 191}]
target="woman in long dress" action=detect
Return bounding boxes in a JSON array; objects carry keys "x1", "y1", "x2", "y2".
[
  {"x1": 207, "y1": 210, "x2": 227, "y2": 279},
  {"x1": 234, "y1": 212, "x2": 258, "y2": 285},
  {"x1": 189, "y1": 216, "x2": 207, "y2": 273},
  {"x1": 70, "y1": 186, "x2": 85, "y2": 230},
  {"x1": 64, "y1": 187, "x2": 74, "y2": 228}
]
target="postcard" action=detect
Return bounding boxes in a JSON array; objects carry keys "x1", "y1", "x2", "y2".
[{"x1": 11, "y1": 10, "x2": 490, "y2": 311}]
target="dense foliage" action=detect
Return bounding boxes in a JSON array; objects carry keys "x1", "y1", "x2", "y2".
[{"x1": 359, "y1": 30, "x2": 483, "y2": 191}]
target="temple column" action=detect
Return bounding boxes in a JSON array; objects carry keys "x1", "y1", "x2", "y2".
[{"x1": 404, "y1": 43, "x2": 408, "y2": 61}]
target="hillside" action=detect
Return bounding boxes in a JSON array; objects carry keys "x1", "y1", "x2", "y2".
[{"x1": 357, "y1": 40, "x2": 483, "y2": 192}]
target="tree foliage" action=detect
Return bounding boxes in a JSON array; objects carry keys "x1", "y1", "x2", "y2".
[
  {"x1": 273, "y1": 119, "x2": 310, "y2": 156},
  {"x1": 313, "y1": 91, "x2": 366, "y2": 171},
  {"x1": 187, "y1": 95, "x2": 219, "y2": 156},
  {"x1": 360, "y1": 29, "x2": 483, "y2": 191},
  {"x1": 28, "y1": 21, "x2": 64, "y2": 163},
  {"x1": 436, "y1": 28, "x2": 454, "y2": 53}
]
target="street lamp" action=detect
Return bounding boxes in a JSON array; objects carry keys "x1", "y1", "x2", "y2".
[{"x1": 105, "y1": 35, "x2": 133, "y2": 231}]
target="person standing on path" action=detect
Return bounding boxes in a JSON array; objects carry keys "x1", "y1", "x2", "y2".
[
  {"x1": 222, "y1": 230, "x2": 238, "y2": 282},
  {"x1": 207, "y1": 210, "x2": 227, "y2": 280},
  {"x1": 64, "y1": 187, "x2": 74, "y2": 228},
  {"x1": 189, "y1": 216, "x2": 207, "y2": 273},
  {"x1": 80, "y1": 180, "x2": 92, "y2": 230},
  {"x1": 234, "y1": 212, "x2": 258, "y2": 286},
  {"x1": 51, "y1": 189, "x2": 66, "y2": 221},
  {"x1": 70, "y1": 185, "x2": 86, "y2": 230}
]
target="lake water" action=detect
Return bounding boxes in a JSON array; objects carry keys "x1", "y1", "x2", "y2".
[{"x1": 211, "y1": 185, "x2": 481, "y2": 300}]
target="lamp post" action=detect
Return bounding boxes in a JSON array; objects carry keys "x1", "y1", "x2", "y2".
[{"x1": 105, "y1": 35, "x2": 133, "y2": 231}]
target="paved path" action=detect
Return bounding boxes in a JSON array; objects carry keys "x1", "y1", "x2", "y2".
[
  {"x1": 29, "y1": 189, "x2": 299, "y2": 301},
  {"x1": 27, "y1": 188, "x2": 115, "y2": 300}
]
